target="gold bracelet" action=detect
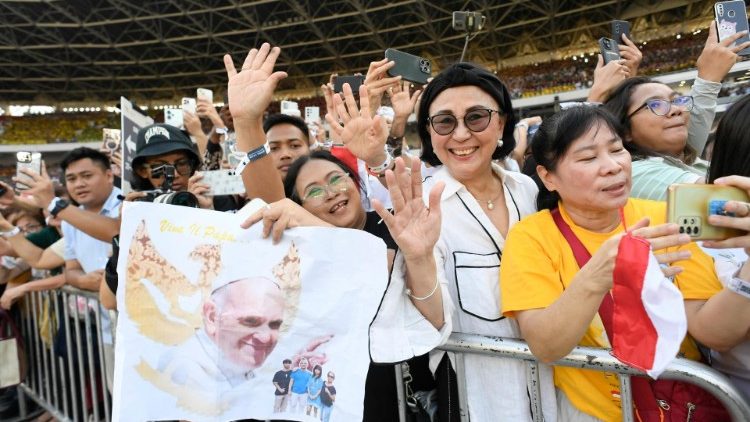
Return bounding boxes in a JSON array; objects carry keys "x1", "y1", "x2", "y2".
[{"x1": 405, "y1": 277, "x2": 440, "y2": 301}]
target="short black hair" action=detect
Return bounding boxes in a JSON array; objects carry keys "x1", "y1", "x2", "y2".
[
  {"x1": 283, "y1": 359, "x2": 292, "y2": 364},
  {"x1": 60, "y1": 147, "x2": 111, "y2": 174},
  {"x1": 417, "y1": 62, "x2": 517, "y2": 166},
  {"x1": 263, "y1": 114, "x2": 310, "y2": 144},
  {"x1": 532, "y1": 106, "x2": 624, "y2": 210},
  {"x1": 283, "y1": 150, "x2": 361, "y2": 203},
  {"x1": 708, "y1": 94, "x2": 750, "y2": 182}
]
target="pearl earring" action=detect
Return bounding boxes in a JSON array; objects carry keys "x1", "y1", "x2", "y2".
[{"x1": 497, "y1": 138, "x2": 504, "y2": 148}]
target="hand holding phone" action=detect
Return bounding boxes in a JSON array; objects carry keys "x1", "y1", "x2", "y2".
[
  {"x1": 197, "y1": 88, "x2": 213, "y2": 104},
  {"x1": 611, "y1": 20, "x2": 631, "y2": 44},
  {"x1": 598, "y1": 37, "x2": 621, "y2": 64},
  {"x1": 201, "y1": 169, "x2": 245, "y2": 196},
  {"x1": 667, "y1": 183, "x2": 750, "y2": 240},
  {"x1": 714, "y1": 1, "x2": 750, "y2": 56},
  {"x1": 181, "y1": 98, "x2": 197, "y2": 115},
  {"x1": 102, "y1": 128, "x2": 121, "y2": 155},
  {"x1": 164, "y1": 109, "x2": 184, "y2": 129},
  {"x1": 384, "y1": 49, "x2": 431, "y2": 85},
  {"x1": 15, "y1": 152, "x2": 42, "y2": 191}
]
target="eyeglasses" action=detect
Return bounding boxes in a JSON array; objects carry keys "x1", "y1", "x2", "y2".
[
  {"x1": 19, "y1": 223, "x2": 42, "y2": 234},
  {"x1": 427, "y1": 108, "x2": 501, "y2": 136},
  {"x1": 147, "y1": 159, "x2": 193, "y2": 177},
  {"x1": 327, "y1": 374, "x2": 335, "y2": 379},
  {"x1": 627, "y1": 95, "x2": 694, "y2": 119},
  {"x1": 302, "y1": 173, "x2": 349, "y2": 204}
]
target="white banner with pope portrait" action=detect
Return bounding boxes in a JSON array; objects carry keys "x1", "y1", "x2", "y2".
[{"x1": 112, "y1": 201, "x2": 389, "y2": 422}]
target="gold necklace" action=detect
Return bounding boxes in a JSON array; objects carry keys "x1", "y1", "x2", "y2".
[{"x1": 483, "y1": 190, "x2": 503, "y2": 210}]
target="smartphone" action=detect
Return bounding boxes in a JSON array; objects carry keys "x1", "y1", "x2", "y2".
[
  {"x1": 611, "y1": 20, "x2": 631, "y2": 44},
  {"x1": 667, "y1": 183, "x2": 750, "y2": 240},
  {"x1": 201, "y1": 169, "x2": 245, "y2": 196},
  {"x1": 305, "y1": 106, "x2": 320, "y2": 123},
  {"x1": 333, "y1": 75, "x2": 365, "y2": 94},
  {"x1": 102, "y1": 128, "x2": 121, "y2": 155},
  {"x1": 599, "y1": 37, "x2": 621, "y2": 64},
  {"x1": 16, "y1": 152, "x2": 42, "y2": 191},
  {"x1": 714, "y1": 1, "x2": 750, "y2": 56},
  {"x1": 385, "y1": 48, "x2": 431, "y2": 85},
  {"x1": 181, "y1": 97, "x2": 197, "y2": 115},
  {"x1": 196, "y1": 88, "x2": 213, "y2": 104},
  {"x1": 164, "y1": 108, "x2": 184, "y2": 129}
]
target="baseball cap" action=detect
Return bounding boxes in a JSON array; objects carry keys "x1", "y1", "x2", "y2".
[{"x1": 132, "y1": 123, "x2": 200, "y2": 168}]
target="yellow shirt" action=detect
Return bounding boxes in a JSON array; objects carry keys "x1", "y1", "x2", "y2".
[{"x1": 500, "y1": 198, "x2": 721, "y2": 421}]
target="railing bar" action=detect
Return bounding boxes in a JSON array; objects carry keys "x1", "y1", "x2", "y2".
[
  {"x1": 18, "y1": 383, "x2": 73, "y2": 422},
  {"x1": 619, "y1": 374, "x2": 634, "y2": 422},
  {"x1": 29, "y1": 292, "x2": 43, "y2": 396},
  {"x1": 526, "y1": 361, "x2": 543, "y2": 422},
  {"x1": 94, "y1": 304, "x2": 111, "y2": 421},
  {"x1": 84, "y1": 306, "x2": 100, "y2": 422},
  {"x1": 72, "y1": 294, "x2": 88, "y2": 422},
  {"x1": 453, "y1": 352, "x2": 470, "y2": 422},
  {"x1": 394, "y1": 365, "x2": 408, "y2": 422}
]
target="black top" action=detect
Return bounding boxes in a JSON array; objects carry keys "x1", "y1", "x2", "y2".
[
  {"x1": 362, "y1": 211, "x2": 397, "y2": 251},
  {"x1": 321, "y1": 384, "x2": 337, "y2": 407},
  {"x1": 272, "y1": 369, "x2": 292, "y2": 396}
]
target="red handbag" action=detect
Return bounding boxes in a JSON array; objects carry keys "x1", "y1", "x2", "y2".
[{"x1": 551, "y1": 208, "x2": 730, "y2": 421}]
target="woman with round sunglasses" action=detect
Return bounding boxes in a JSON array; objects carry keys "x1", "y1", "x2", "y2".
[
  {"x1": 227, "y1": 44, "x2": 444, "y2": 421},
  {"x1": 604, "y1": 77, "x2": 707, "y2": 201},
  {"x1": 328, "y1": 62, "x2": 556, "y2": 421}
]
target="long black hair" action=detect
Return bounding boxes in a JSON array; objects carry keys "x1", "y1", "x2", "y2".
[
  {"x1": 283, "y1": 150, "x2": 362, "y2": 203},
  {"x1": 416, "y1": 62, "x2": 517, "y2": 166},
  {"x1": 708, "y1": 94, "x2": 750, "y2": 182},
  {"x1": 532, "y1": 106, "x2": 624, "y2": 210}
]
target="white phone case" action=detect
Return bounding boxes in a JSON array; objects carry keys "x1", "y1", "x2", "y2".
[
  {"x1": 197, "y1": 88, "x2": 213, "y2": 104},
  {"x1": 16, "y1": 152, "x2": 42, "y2": 190},
  {"x1": 201, "y1": 170, "x2": 245, "y2": 196},
  {"x1": 164, "y1": 109, "x2": 184, "y2": 129},
  {"x1": 181, "y1": 98, "x2": 197, "y2": 115}
]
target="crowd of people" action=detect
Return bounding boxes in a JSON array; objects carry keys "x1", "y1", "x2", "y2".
[{"x1": 2, "y1": 18, "x2": 750, "y2": 422}]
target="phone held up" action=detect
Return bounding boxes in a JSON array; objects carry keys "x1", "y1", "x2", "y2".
[
  {"x1": 181, "y1": 97, "x2": 197, "y2": 115},
  {"x1": 16, "y1": 151, "x2": 42, "y2": 191},
  {"x1": 384, "y1": 48, "x2": 431, "y2": 85},
  {"x1": 332, "y1": 75, "x2": 365, "y2": 94},
  {"x1": 611, "y1": 20, "x2": 631, "y2": 44},
  {"x1": 667, "y1": 183, "x2": 750, "y2": 240},
  {"x1": 714, "y1": 1, "x2": 750, "y2": 56},
  {"x1": 598, "y1": 37, "x2": 621, "y2": 64}
]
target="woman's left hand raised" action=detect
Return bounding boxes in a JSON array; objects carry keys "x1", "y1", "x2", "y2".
[
  {"x1": 372, "y1": 157, "x2": 445, "y2": 259},
  {"x1": 241, "y1": 198, "x2": 333, "y2": 243}
]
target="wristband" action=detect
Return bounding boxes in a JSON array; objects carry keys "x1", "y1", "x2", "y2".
[
  {"x1": 727, "y1": 276, "x2": 750, "y2": 300},
  {"x1": 367, "y1": 149, "x2": 394, "y2": 176},
  {"x1": 215, "y1": 127, "x2": 228, "y2": 135},
  {"x1": 515, "y1": 122, "x2": 529, "y2": 130},
  {"x1": 1, "y1": 226, "x2": 21, "y2": 238},
  {"x1": 234, "y1": 143, "x2": 271, "y2": 175}
]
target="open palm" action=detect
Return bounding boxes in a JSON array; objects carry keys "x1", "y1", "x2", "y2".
[
  {"x1": 326, "y1": 83, "x2": 388, "y2": 164},
  {"x1": 223, "y1": 43, "x2": 288, "y2": 122},
  {"x1": 373, "y1": 157, "x2": 444, "y2": 259}
]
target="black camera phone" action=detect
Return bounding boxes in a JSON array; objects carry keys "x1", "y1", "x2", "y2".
[
  {"x1": 599, "y1": 37, "x2": 621, "y2": 64},
  {"x1": 611, "y1": 20, "x2": 631, "y2": 44},
  {"x1": 333, "y1": 75, "x2": 365, "y2": 94},
  {"x1": 385, "y1": 48, "x2": 431, "y2": 85}
]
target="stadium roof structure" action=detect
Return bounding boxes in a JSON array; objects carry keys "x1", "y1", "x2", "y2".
[{"x1": 0, "y1": 0, "x2": 718, "y2": 104}]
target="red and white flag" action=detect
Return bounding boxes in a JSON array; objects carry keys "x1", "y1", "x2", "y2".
[{"x1": 611, "y1": 234, "x2": 687, "y2": 378}]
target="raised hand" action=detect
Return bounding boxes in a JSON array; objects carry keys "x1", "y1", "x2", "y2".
[
  {"x1": 389, "y1": 80, "x2": 421, "y2": 121},
  {"x1": 587, "y1": 55, "x2": 630, "y2": 102},
  {"x1": 223, "y1": 43, "x2": 288, "y2": 123},
  {"x1": 697, "y1": 21, "x2": 750, "y2": 83},
  {"x1": 364, "y1": 58, "x2": 401, "y2": 115},
  {"x1": 16, "y1": 165, "x2": 54, "y2": 209},
  {"x1": 326, "y1": 83, "x2": 389, "y2": 167},
  {"x1": 618, "y1": 33, "x2": 643, "y2": 77},
  {"x1": 183, "y1": 110, "x2": 203, "y2": 137},
  {"x1": 292, "y1": 334, "x2": 334, "y2": 367},
  {"x1": 372, "y1": 157, "x2": 445, "y2": 259}
]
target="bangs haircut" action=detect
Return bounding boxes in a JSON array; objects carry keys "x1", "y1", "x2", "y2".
[
  {"x1": 283, "y1": 150, "x2": 362, "y2": 204},
  {"x1": 532, "y1": 106, "x2": 624, "y2": 210},
  {"x1": 416, "y1": 62, "x2": 517, "y2": 166}
]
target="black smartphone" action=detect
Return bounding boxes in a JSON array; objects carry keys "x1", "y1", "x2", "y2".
[
  {"x1": 333, "y1": 75, "x2": 365, "y2": 94},
  {"x1": 611, "y1": 20, "x2": 631, "y2": 44},
  {"x1": 384, "y1": 48, "x2": 431, "y2": 85},
  {"x1": 599, "y1": 37, "x2": 621, "y2": 64},
  {"x1": 715, "y1": 1, "x2": 750, "y2": 56}
]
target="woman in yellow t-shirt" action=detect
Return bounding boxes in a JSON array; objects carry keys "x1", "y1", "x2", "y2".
[{"x1": 501, "y1": 106, "x2": 750, "y2": 421}]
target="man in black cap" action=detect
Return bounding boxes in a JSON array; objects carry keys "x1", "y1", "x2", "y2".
[{"x1": 131, "y1": 123, "x2": 202, "y2": 194}]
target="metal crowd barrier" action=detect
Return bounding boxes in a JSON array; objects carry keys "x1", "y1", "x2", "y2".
[
  {"x1": 427, "y1": 332, "x2": 750, "y2": 422},
  {"x1": 15, "y1": 286, "x2": 113, "y2": 422}
]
